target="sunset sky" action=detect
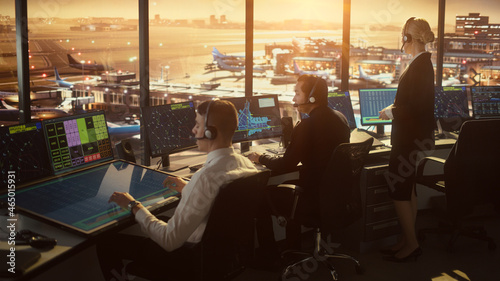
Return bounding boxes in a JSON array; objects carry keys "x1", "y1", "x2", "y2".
[{"x1": 1, "y1": 0, "x2": 499, "y2": 29}]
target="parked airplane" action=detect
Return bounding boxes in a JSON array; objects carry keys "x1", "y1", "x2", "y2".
[
  {"x1": 0, "y1": 98, "x2": 69, "y2": 122},
  {"x1": 442, "y1": 74, "x2": 463, "y2": 86},
  {"x1": 292, "y1": 62, "x2": 334, "y2": 80},
  {"x1": 45, "y1": 67, "x2": 74, "y2": 88},
  {"x1": 106, "y1": 121, "x2": 140, "y2": 139},
  {"x1": 212, "y1": 56, "x2": 266, "y2": 74},
  {"x1": 212, "y1": 47, "x2": 245, "y2": 62},
  {"x1": 67, "y1": 54, "x2": 106, "y2": 72},
  {"x1": 358, "y1": 65, "x2": 394, "y2": 85},
  {"x1": 211, "y1": 47, "x2": 267, "y2": 74},
  {"x1": 0, "y1": 91, "x2": 60, "y2": 103}
]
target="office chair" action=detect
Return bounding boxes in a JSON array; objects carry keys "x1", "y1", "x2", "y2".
[
  {"x1": 115, "y1": 138, "x2": 137, "y2": 163},
  {"x1": 416, "y1": 119, "x2": 500, "y2": 252},
  {"x1": 125, "y1": 170, "x2": 271, "y2": 281},
  {"x1": 280, "y1": 138, "x2": 373, "y2": 281}
]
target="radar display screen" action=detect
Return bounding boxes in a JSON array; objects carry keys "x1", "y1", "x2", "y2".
[
  {"x1": 141, "y1": 101, "x2": 197, "y2": 158},
  {"x1": 0, "y1": 122, "x2": 52, "y2": 190},
  {"x1": 223, "y1": 94, "x2": 283, "y2": 143},
  {"x1": 471, "y1": 86, "x2": 500, "y2": 119},
  {"x1": 434, "y1": 86, "x2": 469, "y2": 119},
  {"x1": 42, "y1": 111, "x2": 113, "y2": 175}
]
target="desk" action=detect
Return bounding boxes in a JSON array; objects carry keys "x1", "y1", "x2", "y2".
[{"x1": 0, "y1": 137, "x2": 455, "y2": 278}]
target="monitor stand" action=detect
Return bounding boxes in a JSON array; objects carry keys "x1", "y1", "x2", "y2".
[
  {"x1": 358, "y1": 125, "x2": 385, "y2": 139},
  {"x1": 160, "y1": 154, "x2": 188, "y2": 172},
  {"x1": 240, "y1": 142, "x2": 251, "y2": 154}
]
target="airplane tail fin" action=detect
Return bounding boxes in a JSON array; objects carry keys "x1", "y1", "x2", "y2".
[
  {"x1": 358, "y1": 65, "x2": 368, "y2": 79},
  {"x1": 67, "y1": 53, "x2": 79, "y2": 65},
  {"x1": 293, "y1": 62, "x2": 301, "y2": 74},
  {"x1": 212, "y1": 47, "x2": 222, "y2": 60},
  {"x1": 54, "y1": 67, "x2": 63, "y2": 81}
]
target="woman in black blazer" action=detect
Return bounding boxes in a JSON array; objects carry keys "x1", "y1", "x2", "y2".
[{"x1": 379, "y1": 17, "x2": 435, "y2": 262}]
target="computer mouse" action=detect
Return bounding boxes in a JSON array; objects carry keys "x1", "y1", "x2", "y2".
[{"x1": 29, "y1": 236, "x2": 57, "y2": 249}]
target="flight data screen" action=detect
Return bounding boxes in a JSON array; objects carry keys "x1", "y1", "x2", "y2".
[
  {"x1": 434, "y1": 86, "x2": 469, "y2": 119},
  {"x1": 141, "y1": 101, "x2": 197, "y2": 157},
  {"x1": 2, "y1": 160, "x2": 179, "y2": 236},
  {"x1": 471, "y1": 86, "x2": 500, "y2": 119},
  {"x1": 0, "y1": 122, "x2": 52, "y2": 190},
  {"x1": 43, "y1": 111, "x2": 113, "y2": 174},
  {"x1": 223, "y1": 95, "x2": 283, "y2": 143},
  {"x1": 359, "y1": 88, "x2": 397, "y2": 126}
]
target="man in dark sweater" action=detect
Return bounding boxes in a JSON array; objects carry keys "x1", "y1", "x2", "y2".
[{"x1": 247, "y1": 74, "x2": 350, "y2": 250}]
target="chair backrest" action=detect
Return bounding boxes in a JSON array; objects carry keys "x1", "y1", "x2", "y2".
[
  {"x1": 199, "y1": 170, "x2": 271, "y2": 280},
  {"x1": 444, "y1": 119, "x2": 500, "y2": 217},
  {"x1": 319, "y1": 138, "x2": 373, "y2": 233}
]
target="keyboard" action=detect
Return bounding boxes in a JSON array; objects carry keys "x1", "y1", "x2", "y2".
[{"x1": 266, "y1": 148, "x2": 285, "y2": 155}]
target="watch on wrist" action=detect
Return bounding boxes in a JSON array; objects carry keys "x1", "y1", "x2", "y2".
[{"x1": 127, "y1": 200, "x2": 140, "y2": 212}]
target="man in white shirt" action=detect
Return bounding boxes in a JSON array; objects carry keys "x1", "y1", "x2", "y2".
[{"x1": 98, "y1": 100, "x2": 257, "y2": 281}]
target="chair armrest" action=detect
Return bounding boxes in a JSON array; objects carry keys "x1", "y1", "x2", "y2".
[{"x1": 416, "y1": 156, "x2": 446, "y2": 178}]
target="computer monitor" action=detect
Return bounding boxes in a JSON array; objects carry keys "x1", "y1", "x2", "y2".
[
  {"x1": 141, "y1": 101, "x2": 197, "y2": 171},
  {"x1": 471, "y1": 86, "x2": 500, "y2": 119},
  {"x1": 2, "y1": 160, "x2": 179, "y2": 236},
  {"x1": 42, "y1": 111, "x2": 114, "y2": 175},
  {"x1": 358, "y1": 88, "x2": 397, "y2": 135},
  {"x1": 0, "y1": 122, "x2": 53, "y2": 190},
  {"x1": 434, "y1": 86, "x2": 469, "y2": 119},
  {"x1": 300, "y1": 91, "x2": 357, "y2": 130},
  {"x1": 222, "y1": 94, "x2": 283, "y2": 147}
]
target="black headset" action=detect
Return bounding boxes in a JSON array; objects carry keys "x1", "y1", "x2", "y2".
[
  {"x1": 203, "y1": 99, "x2": 218, "y2": 140},
  {"x1": 401, "y1": 17, "x2": 415, "y2": 52},
  {"x1": 307, "y1": 77, "x2": 321, "y2": 104}
]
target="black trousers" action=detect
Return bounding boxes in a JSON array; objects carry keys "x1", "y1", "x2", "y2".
[{"x1": 96, "y1": 234, "x2": 196, "y2": 281}]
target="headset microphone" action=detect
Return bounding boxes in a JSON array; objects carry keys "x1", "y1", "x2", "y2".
[{"x1": 401, "y1": 17, "x2": 415, "y2": 53}]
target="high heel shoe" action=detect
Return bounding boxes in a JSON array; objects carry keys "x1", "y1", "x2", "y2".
[
  {"x1": 383, "y1": 247, "x2": 422, "y2": 263},
  {"x1": 379, "y1": 248, "x2": 399, "y2": 256}
]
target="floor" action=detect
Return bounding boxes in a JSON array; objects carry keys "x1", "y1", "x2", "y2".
[{"x1": 29, "y1": 208, "x2": 500, "y2": 281}]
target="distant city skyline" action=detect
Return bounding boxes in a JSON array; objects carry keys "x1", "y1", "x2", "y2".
[{"x1": 1, "y1": 0, "x2": 499, "y2": 30}]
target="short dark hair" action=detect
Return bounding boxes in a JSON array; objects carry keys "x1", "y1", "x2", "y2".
[
  {"x1": 297, "y1": 74, "x2": 328, "y2": 105},
  {"x1": 197, "y1": 100, "x2": 238, "y2": 139}
]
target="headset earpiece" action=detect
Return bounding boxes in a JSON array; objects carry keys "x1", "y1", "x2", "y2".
[
  {"x1": 308, "y1": 77, "x2": 320, "y2": 104},
  {"x1": 204, "y1": 100, "x2": 218, "y2": 140},
  {"x1": 403, "y1": 33, "x2": 412, "y2": 43}
]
